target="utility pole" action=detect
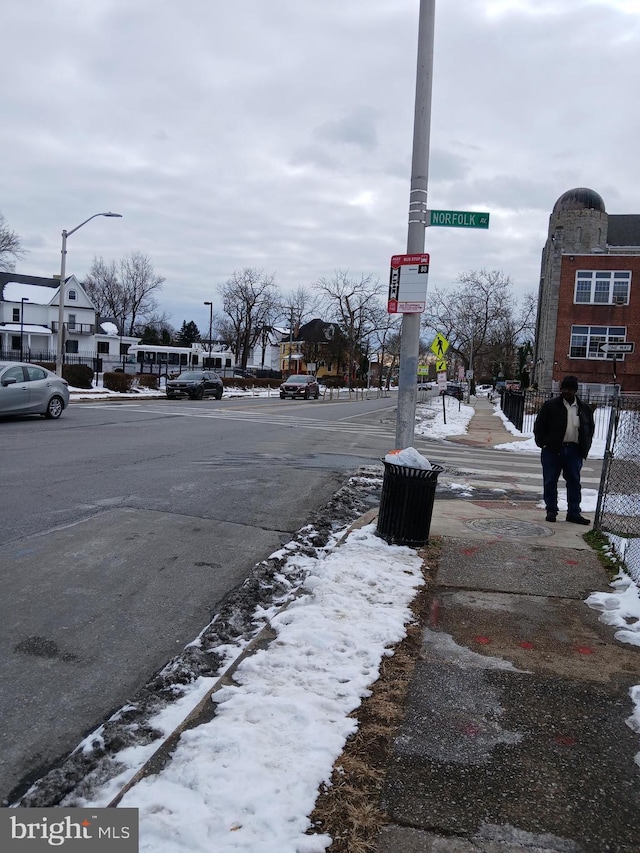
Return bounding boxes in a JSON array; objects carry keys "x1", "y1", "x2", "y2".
[
  {"x1": 204, "y1": 301, "x2": 213, "y2": 367},
  {"x1": 283, "y1": 305, "x2": 295, "y2": 376},
  {"x1": 396, "y1": 0, "x2": 435, "y2": 449}
]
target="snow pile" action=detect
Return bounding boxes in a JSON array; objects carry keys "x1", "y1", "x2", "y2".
[
  {"x1": 585, "y1": 572, "x2": 640, "y2": 648},
  {"x1": 415, "y1": 397, "x2": 475, "y2": 439},
  {"x1": 586, "y1": 571, "x2": 640, "y2": 767},
  {"x1": 117, "y1": 524, "x2": 424, "y2": 853},
  {"x1": 384, "y1": 446, "x2": 432, "y2": 469}
]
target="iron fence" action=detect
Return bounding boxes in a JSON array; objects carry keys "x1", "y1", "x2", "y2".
[
  {"x1": 0, "y1": 349, "x2": 99, "y2": 369},
  {"x1": 500, "y1": 389, "x2": 623, "y2": 443}
]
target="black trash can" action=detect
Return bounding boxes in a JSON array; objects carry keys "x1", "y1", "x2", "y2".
[{"x1": 376, "y1": 461, "x2": 443, "y2": 547}]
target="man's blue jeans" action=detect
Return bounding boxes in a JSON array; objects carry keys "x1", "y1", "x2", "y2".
[{"x1": 541, "y1": 444, "x2": 583, "y2": 517}]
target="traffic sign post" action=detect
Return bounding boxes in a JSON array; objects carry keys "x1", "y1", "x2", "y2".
[
  {"x1": 428, "y1": 210, "x2": 490, "y2": 229},
  {"x1": 599, "y1": 341, "x2": 634, "y2": 386},
  {"x1": 388, "y1": 253, "x2": 430, "y2": 313},
  {"x1": 430, "y1": 332, "x2": 449, "y2": 359},
  {"x1": 599, "y1": 342, "x2": 635, "y2": 354}
]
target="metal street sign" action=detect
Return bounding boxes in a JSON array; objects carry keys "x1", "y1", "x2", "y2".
[
  {"x1": 388, "y1": 253, "x2": 430, "y2": 313},
  {"x1": 599, "y1": 342, "x2": 635, "y2": 354},
  {"x1": 428, "y1": 210, "x2": 490, "y2": 229},
  {"x1": 430, "y1": 332, "x2": 449, "y2": 358},
  {"x1": 435, "y1": 359, "x2": 447, "y2": 372}
]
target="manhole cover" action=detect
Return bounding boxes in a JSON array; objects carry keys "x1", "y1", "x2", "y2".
[{"x1": 466, "y1": 518, "x2": 554, "y2": 538}]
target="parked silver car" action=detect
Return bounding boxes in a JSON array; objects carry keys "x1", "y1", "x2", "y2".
[{"x1": 0, "y1": 361, "x2": 70, "y2": 418}]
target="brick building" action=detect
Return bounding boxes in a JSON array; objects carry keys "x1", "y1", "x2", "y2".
[{"x1": 534, "y1": 187, "x2": 640, "y2": 393}]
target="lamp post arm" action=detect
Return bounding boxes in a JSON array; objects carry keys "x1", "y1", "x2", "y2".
[{"x1": 66, "y1": 212, "x2": 120, "y2": 238}]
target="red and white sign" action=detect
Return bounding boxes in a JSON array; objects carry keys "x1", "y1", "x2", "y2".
[{"x1": 388, "y1": 253, "x2": 430, "y2": 313}]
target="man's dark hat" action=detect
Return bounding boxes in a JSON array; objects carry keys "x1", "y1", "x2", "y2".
[{"x1": 560, "y1": 375, "x2": 579, "y2": 390}]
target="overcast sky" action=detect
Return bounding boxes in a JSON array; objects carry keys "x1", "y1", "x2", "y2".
[{"x1": 2, "y1": 0, "x2": 639, "y2": 333}]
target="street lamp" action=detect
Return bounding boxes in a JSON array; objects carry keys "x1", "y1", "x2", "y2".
[
  {"x1": 283, "y1": 305, "x2": 295, "y2": 375},
  {"x1": 56, "y1": 212, "x2": 122, "y2": 376},
  {"x1": 20, "y1": 297, "x2": 29, "y2": 361},
  {"x1": 204, "y1": 301, "x2": 213, "y2": 366}
]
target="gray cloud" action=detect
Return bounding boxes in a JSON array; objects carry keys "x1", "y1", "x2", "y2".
[
  {"x1": 316, "y1": 107, "x2": 380, "y2": 151},
  {"x1": 1, "y1": 0, "x2": 638, "y2": 335}
]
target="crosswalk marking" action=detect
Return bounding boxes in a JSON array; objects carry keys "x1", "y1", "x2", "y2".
[{"x1": 85, "y1": 402, "x2": 601, "y2": 492}]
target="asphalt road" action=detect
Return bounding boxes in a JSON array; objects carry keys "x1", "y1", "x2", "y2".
[{"x1": 0, "y1": 392, "x2": 402, "y2": 803}]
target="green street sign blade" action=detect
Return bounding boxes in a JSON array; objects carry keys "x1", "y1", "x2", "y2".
[{"x1": 428, "y1": 210, "x2": 490, "y2": 229}]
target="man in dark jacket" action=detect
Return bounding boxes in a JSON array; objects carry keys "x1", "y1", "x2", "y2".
[{"x1": 533, "y1": 376, "x2": 595, "y2": 525}]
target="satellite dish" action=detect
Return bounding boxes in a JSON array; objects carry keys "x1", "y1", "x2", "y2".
[{"x1": 324, "y1": 324, "x2": 335, "y2": 341}]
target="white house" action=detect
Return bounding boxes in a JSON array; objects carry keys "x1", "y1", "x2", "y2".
[
  {"x1": 0, "y1": 272, "x2": 139, "y2": 369},
  {"x1": 245, "y1": 326, "x2": 288, "y2": 372}
]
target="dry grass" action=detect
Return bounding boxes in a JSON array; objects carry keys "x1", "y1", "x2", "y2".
[{"x1": 307, "y1": 538, "x2": 441, "y2": 853}]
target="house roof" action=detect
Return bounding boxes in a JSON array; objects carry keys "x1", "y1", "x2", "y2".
[
  {"x1": 0, "y1": 272, "x2": 60, "y2": 289},
  {"x1": 0, "y1": 323, "x2": 52, "y2": 335},
  {"x1": 0, "y1": 272, "x2": 84, "y2": 306},
  {"x1": 2, "y1": 282, "x2": 59, "y2": 305},
  {"x1": 607, "y1": 215, "x2": 640, "y2": 247},
  {"x1": 296, "y1": 318, "x2": 339, "y2": 343}
]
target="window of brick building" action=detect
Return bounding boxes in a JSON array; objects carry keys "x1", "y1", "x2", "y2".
[
  {"x1": 570, "y1": 325, "x2": 627, "y2": 359},
  {"x1": 574, "y1": 271, "x2": 630, "y2": 305}
]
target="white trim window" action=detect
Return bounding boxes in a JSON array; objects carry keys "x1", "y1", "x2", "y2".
[
  {"x1": 570, "y1": 325, "x2": 627, "y2": 359},
  {"x1": 574, "y1": 270, "x2": 630, "y2": 305}
]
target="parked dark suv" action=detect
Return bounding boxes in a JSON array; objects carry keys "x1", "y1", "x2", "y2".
[
  {"x1": 166, "y1": 370, "x2": 224, "y2": 400},
  {"x1": 279, "y1": 375, "x2": 320, "y2": 400}
]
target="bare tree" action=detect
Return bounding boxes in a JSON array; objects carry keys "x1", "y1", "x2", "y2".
[
  {"x1": 83, "y1": 253, "x2": 165, "y2": 336},
  {"x1": 219, "y1": 268, "x2": 280, "y2": 369},
  {"x1": 83, "y1": 257, "x2": 123, "y2": 322},
  {"x1": 314, "y1": 271, "x2": 384, "y2": 389},
  {"x1": 279, "y1": 285, "x2": 321, "y2": 327},
  {"x1": 383, "y1": 331, "x2": 402, "y2": 390},
  {"x1": 0, "y1": 212, "x2": 26, "y2": 272},
  {"x1": 135, "y1": 311, "x2": 175, "y2": 344},
  {"x1": 368, "y1": 306, "x2": 402, "y2": 388},
  {"x1": 120, "y1": 252, "x2": 165, "y2": 336},
  {"x1": 422, "y1": 269, "x2": 536, "y2": 388}
]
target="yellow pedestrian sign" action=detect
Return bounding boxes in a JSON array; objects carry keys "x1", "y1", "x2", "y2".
[{"x1": 431, "y1": 333, "x2": 449, "y2": 359}]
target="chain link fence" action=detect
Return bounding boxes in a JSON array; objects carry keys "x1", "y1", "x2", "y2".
[
  {"x1": 499, "y1": 389, "x2": 640, "y2": 581},
  {"x1": 595, "y1": 399, "x2": 640, "y2": 553}
]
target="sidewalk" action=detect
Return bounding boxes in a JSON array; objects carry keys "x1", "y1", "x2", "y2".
[
  {"x1": 446, "y1": 393, "x2": 530, "y2": 449},
  {"x1": 375, "y1": 396, "x2": 640, "y2": 853}
]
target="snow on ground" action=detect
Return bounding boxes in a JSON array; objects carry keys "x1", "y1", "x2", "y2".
[
  {"x1": 44, "y1": 384, "x2": 640, "y2": 847},
  {"x1": 122, "y1": 526, "x2": 423, "y2": 853},
  {"x1": 68, "y1": 379, "x2": 281, "y2": 401},
  {"x1": 414, "y1": 393, "x2": 475, "y2": 440}
]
